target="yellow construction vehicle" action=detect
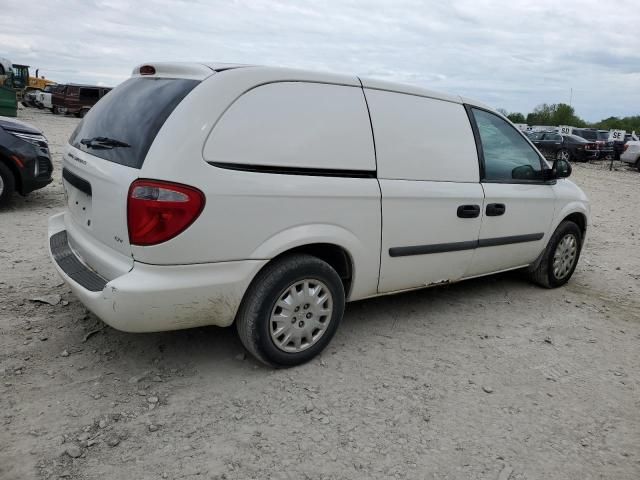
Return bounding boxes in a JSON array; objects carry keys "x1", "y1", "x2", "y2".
[{"x1": 11, "y1": 64, "x2": 56, "y2": 98}]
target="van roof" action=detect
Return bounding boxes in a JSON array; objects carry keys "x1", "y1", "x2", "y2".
[{"x1": 133, "y1": 62, "x2": 490, "y2": 109}]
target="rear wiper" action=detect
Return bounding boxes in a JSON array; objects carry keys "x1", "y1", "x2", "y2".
[{"x1": 80, "y1": 136, "x2": 131, "y2": 149}]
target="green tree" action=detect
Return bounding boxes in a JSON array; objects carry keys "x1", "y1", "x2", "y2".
[
  {"x1": 593, "y1": 116, "x2": 640, "y2": 133},
  {"x1": 506, "y1": 112, "x2": 526, "y2": 123},
  {"x1": 525, "y1": 103, "x2": 586, "y2": 127},
  {"x1": 527, "y1": 103, "x2": 555, "y2": 125}
]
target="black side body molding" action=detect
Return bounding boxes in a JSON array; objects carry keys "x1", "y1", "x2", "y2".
[
  {"x1": 62, "y1": 168, "x2": 92, "y2": 196},
  {"x1": 208, "y1": 162, "x2": 377, "y2": 179},
  {"x1": 389, "y1": 240, "x2": 478, "y2": 258},
  {"x1": 477, "y1": 233, "x2": 543, "y2": 248},
  {"x1": 50, "y1": 231, "x2": 106, "y2": 292},
  {"x1": 389, "y1": 233, "x2": 544, "y2": 257}
]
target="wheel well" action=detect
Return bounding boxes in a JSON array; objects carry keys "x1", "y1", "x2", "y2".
[
  {"x1": 274, "y1": 243, "x2": 353, "y2": 297},
  {"x1": 0, "y1": 154, "x2": 21, "y2": 193},
  {"x1": 563, "y1": 212, "x2": 587, "y2": 239}
]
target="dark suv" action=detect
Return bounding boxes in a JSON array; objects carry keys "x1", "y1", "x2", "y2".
[
  {"x1": 0, "y1": 117, "x2": 53, "y2": 205},
  {"x1": 573, "y1": 128, "x2": 614, "y2": 160}
]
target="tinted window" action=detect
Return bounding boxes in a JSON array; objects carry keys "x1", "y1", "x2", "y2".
[
  {"x1": 528, "y1": 132, "x2": 544, "y2": 141},
  {"x1": 79, "y1": 88, "x2": 100, "y2": 101},
  {"x1": 69, "y1": 78, "x2": 199, "y2": 168},
  {"x1": 472, "y1": 108, "x2": 543, "y2": 182},
  {"x1": 578, "y1": 130, "x2": 597, "y2": 140},
  {"x1": 567, "y1": 135, "x2": 587, "y2": 143},
  {"x1": 597, "y1": 131, "x2": 609, "y2": 140},
  {"x1": 543, "y1": 133, "x2": 561, "y2": 141}
]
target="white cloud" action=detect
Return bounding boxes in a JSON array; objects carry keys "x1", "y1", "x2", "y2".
[{"x1": 1, "y1": 0, "x2": 638, "y2": 120}]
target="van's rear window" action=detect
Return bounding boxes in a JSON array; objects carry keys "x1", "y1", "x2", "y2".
[{"x1": 69, "y1": 77, "x2": 199, "y2": 168}]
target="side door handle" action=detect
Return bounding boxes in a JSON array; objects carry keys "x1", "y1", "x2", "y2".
[
  {"x1": 457, "y1": 204, "x2": 480, "y2": 218},
  {"x1": 486, "y1": 203, "x2": 506, "y2": 216}
]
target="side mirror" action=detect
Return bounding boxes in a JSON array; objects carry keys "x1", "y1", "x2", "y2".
[
  {"x1": 544, "y1": 158, "x2": 572, "y2": 181},
  {"x1": 555, "y1": 158, "x2": 572, "y2": 178}
]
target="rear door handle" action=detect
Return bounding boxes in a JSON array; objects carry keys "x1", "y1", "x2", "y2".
[
  {"x1": 457, "y1": 204, "x2": 480, "y2": 218},
  {"x1": 486, "y1": 203, "x2": 506, "y2": 216}
]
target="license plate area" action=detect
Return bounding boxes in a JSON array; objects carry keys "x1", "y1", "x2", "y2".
[
  {"x1": 65, "y1": 182, "x2": 93, "y2": 228},
  {"x1": 62, "y1": 168, "x2": 93, "y2": 229}
]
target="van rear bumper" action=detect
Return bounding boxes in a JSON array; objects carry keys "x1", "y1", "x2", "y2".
[{"x1": 48, "y1": 214, "x2": 267, "y2": 332}]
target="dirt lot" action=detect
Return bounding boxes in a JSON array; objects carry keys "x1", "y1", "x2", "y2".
[{"x1": 1, "y1": 108, "x2": 639, "y2": 480}]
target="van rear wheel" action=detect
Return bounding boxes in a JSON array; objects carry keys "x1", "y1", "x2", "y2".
[
  {"x1": 236, "y1": 254, "x2": 345, "y2": 367},
  {"x1": 528, "y1": 221, "x2": 582, "y2": 288}
]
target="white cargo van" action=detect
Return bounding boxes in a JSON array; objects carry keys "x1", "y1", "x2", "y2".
[{"x1": 49, "y1": 63, "x2": 589, "y2": 366}]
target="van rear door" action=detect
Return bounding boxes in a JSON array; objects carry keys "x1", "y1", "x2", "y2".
[{"x1": 62, "y1": 73, "x2": 205, "y2": 279}]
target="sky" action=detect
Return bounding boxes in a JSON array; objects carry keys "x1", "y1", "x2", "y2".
[{"x1": 1, "y1": 0, "x2": 638, "y2": 121}]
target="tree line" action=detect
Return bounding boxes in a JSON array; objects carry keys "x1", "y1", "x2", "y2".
[{"x1": 497, "y1": 103, "x2": 640, "y2": 133}]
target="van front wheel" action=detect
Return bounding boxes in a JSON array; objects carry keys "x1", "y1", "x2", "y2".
[
  {"x1": 236, "y1": 254, "x2": 345, "y2": 367},
  {"x1": 529, "y1": 221, "x2": 582, "y2": 288}
]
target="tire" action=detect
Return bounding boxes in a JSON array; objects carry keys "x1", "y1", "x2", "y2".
[
  {"x1": 236, "y1": 254, "x2": 345, "y2": 367},
  {"x1": 636, "y1": 159, "x2": 640, "y2": 173},
  {"x1": 0, "y1": 162, "x2": 16, "y2": 207},
  {"x1": 52, "y1": 106, "x2": 60, "y2": 115},
  {"x1": 529, "y1": 221, "x2": 582, "y2": 288},
  {"x1": 556, "y1": 149, "x2": 571, "y2": 162}
]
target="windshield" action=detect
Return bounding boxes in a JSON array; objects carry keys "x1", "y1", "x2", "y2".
[
  {"x1": 69, "y1": 77, "x2": 199, "y2": 168},
  {"x1": 597, "y1": 131, "x2": 609, "y2": 140}
]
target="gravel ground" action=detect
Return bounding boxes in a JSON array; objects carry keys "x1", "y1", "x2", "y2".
[{"x1": 1, "y1": 108, "x2": 639, "y2": 480}]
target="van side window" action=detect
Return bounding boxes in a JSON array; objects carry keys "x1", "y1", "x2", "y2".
[
  {"x1": 365, "y1": 90, "x2": 479, "y2": 182},
  {"x1": 205, "y1": 82, "x2": 375, "y2": 172},
  {"x1": 472, "y1": 108, "x2": 543, "y2": 182}
]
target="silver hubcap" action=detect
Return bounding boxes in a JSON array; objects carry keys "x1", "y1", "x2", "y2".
[
  {"x1": 553, "y1": 234, "x2": 578, "y2": 280},
  {"x1": 269, "y1": 279, "x2": 333, "y2": 353},
  {"x1": 557, "y1": 150, "x2": 570, "y2": 161}
]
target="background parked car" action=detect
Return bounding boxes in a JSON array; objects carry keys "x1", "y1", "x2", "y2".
[
  {"x1": 34, "y1": 84, "x2": 56, "y2": 110},
  {"x1": 621, "y1": 141, "x2": 640, "y2": 171},
  {"x1": 0, "y1": 116, "x2": 53, "y2": 205},
  {"x1": 530, "y1": 132, "x2": 597, "y2": 162},
  {"x1": 612, "y1": 134, "x2": 631, "y2": 160},
  {"x1": 52, "y1": 84, "x2": 111, "y2": 117},
  {"x1": 572, "y1": 128, "x2": 614, "y2": 160},
  {"x1": 21, "y1": 89, "x2": 41, "y2": 108}
]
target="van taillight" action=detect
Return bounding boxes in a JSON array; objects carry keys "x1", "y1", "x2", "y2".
[{"x1": 127, "y1": 180, "x2": 205, "y2": 246}]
